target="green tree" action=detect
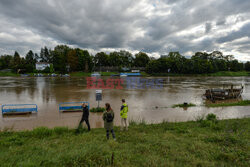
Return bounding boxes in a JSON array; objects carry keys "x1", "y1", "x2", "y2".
[
  {"x1": 11, "y1": 51, "x2": 21, "y2": 72},
  {"x1": 77, "y1": 49, "x2": 93, "y2": 72},
  {"x1": 51, "y1": 45, "x2": 70, "y2": 73},
  {"x1": 0, "y1": 55, "x2": 13, "y2": 70},
  {"x1": 67, "y1": 49, "x2": 78, "y2": 72},
  {"x1": 109, "y1": 52, "x2": 122, "y2": 67},
  {"x1": 245, "y1": 62, "x2": 250, "y2": 71},
  {"x1": 25, "y1": 50, "x2": 36, "y2": 72},
  {"x1": 94, "y1": 52, "x2": 109, "y2": 67},
  {"x1": 134, "y1": 52, "x2": 150, "y2": 67}
]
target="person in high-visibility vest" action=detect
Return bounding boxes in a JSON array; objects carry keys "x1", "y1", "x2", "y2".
[{"x1": 120, "y1": 99, "x2": 128, "y2": 131}]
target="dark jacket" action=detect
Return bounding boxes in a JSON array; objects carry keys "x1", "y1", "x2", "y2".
[
  {"x1": 102, "y1": 109, "x2": 114, "y2": 130},
  {"x1": 82, "y1": 106, "x2": 89, "y2": 119}
]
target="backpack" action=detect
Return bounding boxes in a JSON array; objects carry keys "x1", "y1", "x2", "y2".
[{"x1": 106, "y1": 112, "x2": 114, "y2": 122}]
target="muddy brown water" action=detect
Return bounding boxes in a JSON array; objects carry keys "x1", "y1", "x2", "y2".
[{"x1": 0, "y1": 76, "x2": 250, "y2": 131}]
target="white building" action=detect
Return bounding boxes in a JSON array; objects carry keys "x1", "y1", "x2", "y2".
[{"x1": 36, "y1": 62, "x2": 50, "y2": 70}]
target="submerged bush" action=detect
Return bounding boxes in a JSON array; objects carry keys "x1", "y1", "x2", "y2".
[
  {"x1": 172, "y1": 103, "x2": 196, "y2": 108},
  {"x1": 90, "y1": 107, "x2": 105, "y2": 113}
]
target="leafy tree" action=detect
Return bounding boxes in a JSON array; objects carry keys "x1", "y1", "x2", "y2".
[
  {"x1": 77, "y1": 49, "x2": 93, "y2": 72},
  {"x1": 67, "y1": 49, "x2": 78, "y2": 72},
  {"x1": 134, "y1": 52, "x2": 150, "y2": 67},
  {"x1": 118, "y1": 50, "x2": 134, "y2": 67},
  {"x1": 25, "y1": 50, "x2": 36, "y2": 72},
  {"x1": 109, "y1": 52, "x2": 122, "y2": 67},
  {"x1": 245, "y1": 62, "x2": 250, "y2": 71},
  {"x1": 51, "y1": 45, "x2": 70, "y2": 73},
  {"x1": 0, "y1": 55, "x2": 13, "y2": 70},
  {"x1": 94, "y1": 52, "x2": 109, "y2": 67},
  {"x1": 11, "y1": 51, "x2": 21, "y2": 72}
]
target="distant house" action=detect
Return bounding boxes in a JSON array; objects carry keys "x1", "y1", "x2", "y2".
[{"x1": 36, "y1": 62, "x2": 50, "y2": 71}]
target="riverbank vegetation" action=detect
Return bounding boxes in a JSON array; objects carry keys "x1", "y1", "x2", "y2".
[
  {"x1": 90, "y1": 107, "x2": 105, "y2": 113},
  {"x1": 1, "y1": 45, "x2": 250, "y2": 76},
  {"x1": 206, "y1": 100, "x2": 250, "y2": 107},
  {"x1": 0, "y1": 117, "x2": 249, "y2": 166},
  {"x1": 172, "y1": 103, "x2": 196, "y2": 108},
  {"x1": 150, "y1": 71, "x2": 250, "y2": 77},
  {"x1": 0, "y1": 71, "x2": 20, "y2": 76}
]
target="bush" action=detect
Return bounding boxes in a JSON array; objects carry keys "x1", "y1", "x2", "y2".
[
  {"x1": 42, "y1": 66, "x2": 50, "y2": 73},
  {"x1": 206, "y1": 113, "x2": 217, "y2": 122},
  {"x1": 90, "y1": 107, "x2": 105, "y2": 113},
  {"x1": 199, "y1": 113, "x2": 218, "y2": 128},
  {"x1": 172, "y1": 103, "x2": 196, "y2": 108}
]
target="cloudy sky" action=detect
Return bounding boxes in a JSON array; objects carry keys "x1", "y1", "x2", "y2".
[{"x1": 0, "y1": 0, "x2": 250, "y2": 61}]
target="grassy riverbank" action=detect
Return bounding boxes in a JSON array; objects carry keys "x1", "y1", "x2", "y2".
[
  {"x1": 150, "y1": 71, "x2": 250, "y2": 77},
  {"x1": 206, "y1": 100, "x2": 250, "y2": 107},
  {"x1": 0, "y1": 117, "x2": 249, "y2": 166},
  {"x1": 1, "y1": 71, "x2": 250, "y2": 77},
  {"x1": 0, "y1": 72, "x2": 19, "y2": 76}
]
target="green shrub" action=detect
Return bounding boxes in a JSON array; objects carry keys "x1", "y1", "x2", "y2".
[
  {"x1": 199, "y1": 113, "x2": 218, "y2": 128},
  {"x1": 206, "y1": 113, "x2": 217, "y2": 122},
  {"x1": 90, "y1": 107, "x2": 105, "y2": 113}
]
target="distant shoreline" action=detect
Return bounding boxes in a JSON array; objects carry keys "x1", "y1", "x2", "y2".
[{"x1": 1, "y1": 71, "x2": 250, "y2": 77}]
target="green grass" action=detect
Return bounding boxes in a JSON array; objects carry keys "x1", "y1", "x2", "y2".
[
  {"x1": 100, "y1": 72, "x2": 119, "y2": 76},
  {"x1": 150, "y1": 71, "x2": 250, "y2": 77},
  {"x1": 70, "y1": 72, "x2": 91, "y2": 77},
  {"x1": 0, "y1": 72, "x2": 20, "y2": 76},
  {"x1": 70, "y1": 72, "x2": 119, "y2": 77},
  {"x1": 206, "y1": 100, "x2": 250, "y2": 107},
  {"x1": 0, "y1": 118, "x2": 249, "y2": 166},
  {"x1": 172, "y1": 103, "x2": 196, "y2": 108},
  {"x1": 202, "y1": 71, "x2": 250, "y2": 76}
]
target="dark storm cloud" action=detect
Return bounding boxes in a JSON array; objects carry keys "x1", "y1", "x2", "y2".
[{"x1": 0, "y1": 0, "x2": 249, "y2": 60}]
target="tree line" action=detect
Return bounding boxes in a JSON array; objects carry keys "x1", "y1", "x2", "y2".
[{"x1": 0, "y1": 45, "x2": 250, "y2": 74}]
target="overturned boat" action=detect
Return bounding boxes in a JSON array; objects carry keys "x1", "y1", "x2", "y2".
[{"x1": 204, "y1": 85, "x2": 243, "y2": 100}]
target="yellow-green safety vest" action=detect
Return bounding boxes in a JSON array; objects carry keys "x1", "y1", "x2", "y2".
[{"x1": 120, "y1": 103, "x2": 128, "y2": 118}]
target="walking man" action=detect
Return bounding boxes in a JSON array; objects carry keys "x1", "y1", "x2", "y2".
[
  {"x1": 78, "y1": 103, "x2": 91, "y2": 131},
  {"x1": 120, "y1": 99, "x2": 128, "y2": 131}
]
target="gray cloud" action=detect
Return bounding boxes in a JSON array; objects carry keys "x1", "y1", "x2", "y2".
[
  {"x1": 0, "y1": 0, "x2": 249, "y2": 60},
  {"x1": 205, "y1": 22, "x2": 212, "y2": 34}
]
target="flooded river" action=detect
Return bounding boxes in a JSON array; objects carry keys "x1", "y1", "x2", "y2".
[{"x1": 0, "y1": 76, "x2": 250, "y2": 130}]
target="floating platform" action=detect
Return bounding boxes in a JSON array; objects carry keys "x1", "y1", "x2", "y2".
[
  {"x1": 120, "y1": 73, "x2": 141, "y2": 76},
  {"x1": 61, "y1": 109, "x2": 82, "y2": 113},
  {"x1": 59, "y1": 102, "x2": 89, "y2": 113},
  {"x1": 3, "y1": 111, "x2": 32, "y2": 116},
  {"x1": 1, "y1": 104, "x2": 38, "y2": 116}
]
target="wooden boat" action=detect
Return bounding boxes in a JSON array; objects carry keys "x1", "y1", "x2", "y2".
[{"x1": 204, "y1": 85, "x2": 243, "y2": 100}]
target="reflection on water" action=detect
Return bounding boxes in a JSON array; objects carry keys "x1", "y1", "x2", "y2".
[{"x1": 0, "y1": 76, "x2": 250, "y2": 130}]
